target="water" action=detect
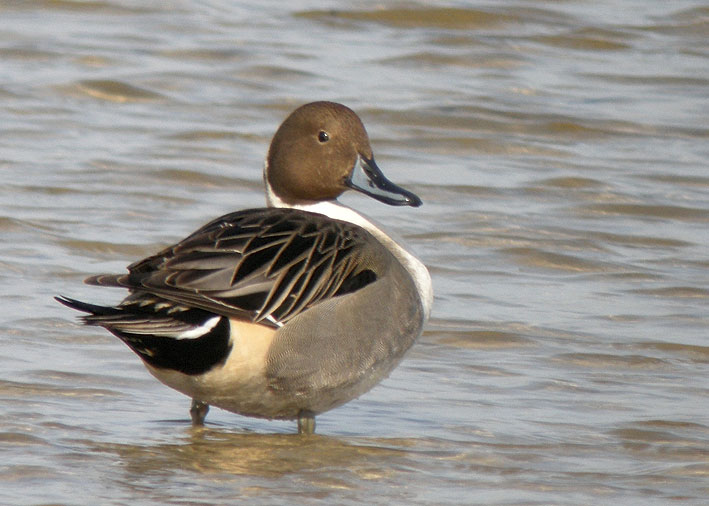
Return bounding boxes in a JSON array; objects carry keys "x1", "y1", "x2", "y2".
[{"x1": 1, "y1": 1, "x2": 708, "y2": 504}]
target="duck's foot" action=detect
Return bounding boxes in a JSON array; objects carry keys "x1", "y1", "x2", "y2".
[
  {"x1": 190, "y1": 399, "x2": 209, "y2": 426},
  {"x1": 297, "y1": 410, "x2": 316, "y2": 435}
]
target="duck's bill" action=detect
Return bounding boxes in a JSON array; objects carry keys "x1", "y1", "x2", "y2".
[{"x1": 346, "y1": 155, "x2": 422, "y2": 207}]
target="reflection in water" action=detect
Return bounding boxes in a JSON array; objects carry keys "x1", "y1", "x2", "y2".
[{"x1": 108, "y1": 429, "x2": 411, "y2": 479}]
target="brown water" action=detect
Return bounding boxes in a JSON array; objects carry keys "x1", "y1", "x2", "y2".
[{"x1": 2, "y1": 1, "x2": 708, "y2": 504}]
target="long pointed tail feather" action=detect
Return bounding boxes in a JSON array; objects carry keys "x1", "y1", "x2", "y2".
[
  {"x1": 55, "y1": 295, "x2": 232, "y2": 375},
  {"x1": 55, "y1": 295, "x2": 122, "y2": 317}
]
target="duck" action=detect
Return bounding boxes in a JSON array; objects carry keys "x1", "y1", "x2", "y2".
[{"x1": 57, "y1": 101, "x2": 433, "y2": 434}]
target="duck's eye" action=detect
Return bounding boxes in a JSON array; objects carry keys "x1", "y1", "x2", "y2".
[{"x1": 318, "y1": 131, "x2": 330, "y2": 143}]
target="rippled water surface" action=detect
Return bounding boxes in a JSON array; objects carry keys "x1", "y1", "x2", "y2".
[{"x1": 2, "y1": 1, "x2": 708, "y2": 504}]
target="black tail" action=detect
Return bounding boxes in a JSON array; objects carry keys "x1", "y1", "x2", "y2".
[
  {"x1": 55, "y1": 295, "x2": 121, "y2": 321},
  {"x1": 55, "y1": 295, "x2": 232, "y2": 375}
]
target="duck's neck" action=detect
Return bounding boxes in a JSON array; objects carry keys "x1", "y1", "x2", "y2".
[{"x1": 264, "y1": 178, "x2": 432, "y2": 319}]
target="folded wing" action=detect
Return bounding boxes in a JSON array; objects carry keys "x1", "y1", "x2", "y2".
[{"x1": 88, "y1": 208, "x2": 381, "y2": 328}]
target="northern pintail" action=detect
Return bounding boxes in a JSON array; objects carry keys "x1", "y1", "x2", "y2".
[{"x1": 57, "y1": 101, "x2": 433, "y2": 434}]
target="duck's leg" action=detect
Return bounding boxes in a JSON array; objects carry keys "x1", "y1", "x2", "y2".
[
  {"x1": 297, "y1": 410, "x2": 316, "y2": 435},
  {"x1": 190, "y1": 399, "x2": 209, "y2": 426}
]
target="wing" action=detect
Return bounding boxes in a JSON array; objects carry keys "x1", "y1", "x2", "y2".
[{"x1": 87, "y1": 208, "x2": 383, "y2": 328}]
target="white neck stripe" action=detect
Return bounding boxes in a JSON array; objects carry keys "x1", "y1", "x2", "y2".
[{"x1": 264, "y1": 167, "x2": 432, "y2": 319}]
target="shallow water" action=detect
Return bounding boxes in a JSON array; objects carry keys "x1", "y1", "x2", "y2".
[{"x1": 1, "y1": 0, "x2": 708, "y2": 504}]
